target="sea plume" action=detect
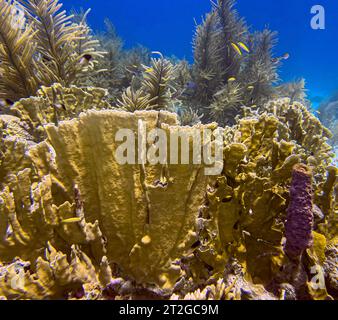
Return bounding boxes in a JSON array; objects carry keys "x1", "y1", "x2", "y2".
[{"x1": 0, "y1": 0, "x2": 102, "y2": 102}]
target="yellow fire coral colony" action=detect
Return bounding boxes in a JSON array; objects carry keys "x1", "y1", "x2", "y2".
[{"x1": 0, "y1": 0, "x2": 337, "y2": 301}]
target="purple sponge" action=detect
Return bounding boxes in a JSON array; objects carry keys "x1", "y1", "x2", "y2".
[{"x1": 285, "y1": 164, "x2": 314, "y2": 259}]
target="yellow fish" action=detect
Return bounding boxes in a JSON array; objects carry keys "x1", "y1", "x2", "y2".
[
  {"x1": 61, "y1": 217, "x2": 82, "y2": 224},
  {"x1": 247, "y1": 85, "x2": 254, "y2": 90},
  {"x1": 231, "y1": 42, "x2": 242, "y2": 56},
  {"x1": 228, "y1": 77, "x2": 236, "y2": 82},
  {"x1": 238, "y1": 42, "x2": 250, "y2": 53},
  {"x1": 145, "y1": 67, "x2": 154, "y2": 73}
]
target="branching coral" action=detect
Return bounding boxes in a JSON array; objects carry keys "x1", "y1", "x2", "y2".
[
  {"x1": 84, "y1": 19, "x2": 153, "y2": 105},
  {"x1": 141, "y1": 54, "x2": 174, "y2": 110},
  {"x1": 192, "y1": 11, "x2": 222, "y2": 105},
  {"x1": 240, "y1": 29, "x2": 279, "y2": 105},
  {"x1": 212, "y1": 0, "x2": 248, "y2": 79},
  {"x1": 190, "y1": 0, "x2": 248, "y2": 108},
  {"x1": 0, "y1": 0, "x2": 336, "y2": 301},
  {"x1": 83, "y1": 19, "x2": 125, "y2": 103},
  {"x1": 177, "y1": 107, "x2": 203, "y2": 126}
]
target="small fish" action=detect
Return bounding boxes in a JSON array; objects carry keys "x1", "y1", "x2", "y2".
[
  {"x1": 228, "y1": 77, "x2": 236, "y2": 82},
  {"x1": 79, "y1": 54, "x2": 93, "y2": 65},
  {"x1": 272, "y1": 53, "x2": 290, "y2": 64},
  {"x1": 231, "y1": 42, "x2": 242, "y2": 56},
  {"x1": 283, "y1": 53, "x2": 290, "y2": 60},
  {"x1": 144, "y1": 67, "x2": 154, "y2": 73},
  {"x1": 186, "y1": 81, "x2": 197, "y2": 90},
  {"x1": 247, "y1": 85, "x2": 254, "y2": 90},
  {"x1": 177, "y1": 82, "x2": 196, "y2": 99},
  {"x1": 0, "y1": 98, "x2": 14, "y2": 107},
  {"x1": 61, "y1": 217, "x2": 82, "y2": 224},
  {"x1": 238, "y1": 42, "x2": 250, "y2": 53},
  {"x1": 314, "y1": 110, "x2": 321, "y2": 115}
]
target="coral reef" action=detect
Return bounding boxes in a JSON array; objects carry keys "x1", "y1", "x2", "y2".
[
  {"x1": 0, "y1": 88, "x2": 336, "y2": 300},
  {"x1": 0, "y1": 0, "x2": 336, "y2": 301}
]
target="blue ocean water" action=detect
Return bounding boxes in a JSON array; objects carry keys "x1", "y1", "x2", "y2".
[{"x1": 64, "y1": 0, "x2": 338, "y2": 105}]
